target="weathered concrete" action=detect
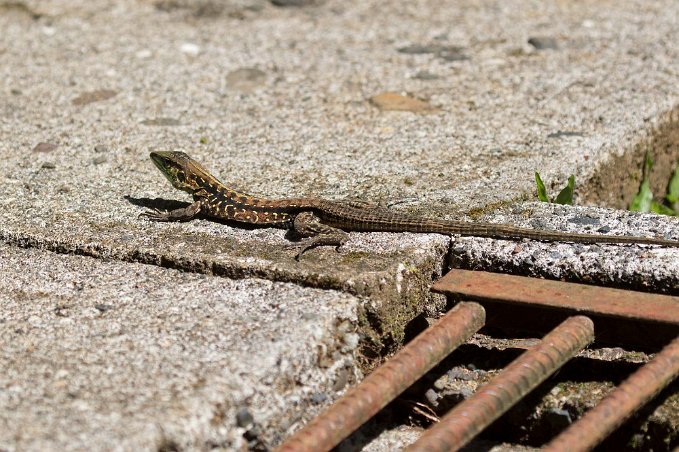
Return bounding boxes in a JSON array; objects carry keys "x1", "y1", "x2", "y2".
[
  {"x1": 451, "y1": 202, "x2": 679, "y2": 293},
  {"x1": 0, "y1": 244, "x2": 360, "y2": 451},
  {"x1": 0, "y1": 0, "x2": 677, "y2": 297},
  {"x1": 1, "y1": 0, "x2": 679, "y2": 449}
]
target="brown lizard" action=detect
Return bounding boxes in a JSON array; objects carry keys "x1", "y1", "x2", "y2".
[{"x1": 140, "y1": 151, "x2": 679, "y2": 259}]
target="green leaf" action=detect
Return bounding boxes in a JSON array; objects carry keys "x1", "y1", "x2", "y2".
[
  {"x1": 650, "y1": 201, "x2": 676, "y2": 216},
  {"x1": 554, "y1": 175, "x2": 575, "y2": 205},
  {"x1": 666, "y1": 165, "x2": 679, "y2": 204},
  {"x1": 630, "y1": 179, "x2": 653, "y2": 212},
  {"x1": 630, "y1": 153, "x2": 654, "y2": 213},
  {"x1": 535, "y1": 172, "x2": 549, "y2": 202}
]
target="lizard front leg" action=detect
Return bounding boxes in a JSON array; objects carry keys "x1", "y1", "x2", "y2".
[
  {"x1": 139, "y1": 200, "x2": 202, "y2": 222},
  {"x1": 289, "y1": 211, "x2": 349, "y2": 260}
]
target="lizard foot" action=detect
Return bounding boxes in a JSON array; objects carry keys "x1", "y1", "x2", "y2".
[
  {"x1": 139, "y1": 209, "x2": 172, "y2": 221},
  {"x1": 138, "y1": 201, "x2": 202, "y2": 222},
  {"x1": 285, "y1": 240, "x2": 344, "y2": 261}
]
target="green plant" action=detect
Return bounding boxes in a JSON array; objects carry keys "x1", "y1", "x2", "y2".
[
  {"x1": 629, "y1": 153, "x2": 678, "y2": 216},
  {"x1": 535, "y1": 172, "x2": 575, "y2": 205},
  {"x1": 665, "y1": 165, "x2": 679, "y2": 211}
]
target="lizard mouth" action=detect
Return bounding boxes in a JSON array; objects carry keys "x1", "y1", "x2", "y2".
[
  {"x1": 149, "y1": 151, "x2": 187, "y2": 190},
  {"x1": 150, "y1": 151, "x2": 171, "y2": 171}
]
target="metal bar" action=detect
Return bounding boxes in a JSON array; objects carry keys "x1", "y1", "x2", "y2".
[
  {"x1": 406, "y1": 316, "x2": 594, "y2": 452},
  {"x1": 275, "y1": 302, "x2": 486, "y2": 452},
  {"x1": 543, "y1": 335, "x2": 679, "y2": 452},
  {"x1": 432, "y1": 269, "x2": 679, "y2": 324}
]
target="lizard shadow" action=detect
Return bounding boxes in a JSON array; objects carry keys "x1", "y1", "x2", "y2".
[
  {"x1": 124, "y1": 195, "x2": 300, "y2": 235},
  {"x1": 125, "y1": 195, "x2": 189, "y2": 212}
]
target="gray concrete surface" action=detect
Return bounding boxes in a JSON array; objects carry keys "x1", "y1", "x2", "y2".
[
  {"x1": 452, "y1": 202, "x2": 679, "y2": 293},
  {"x1": 0, "y1": 244, "x2": 360, "y2": 451},
  {"x1": 1, "y1": 0, "x2": 679, "y2": 450}
]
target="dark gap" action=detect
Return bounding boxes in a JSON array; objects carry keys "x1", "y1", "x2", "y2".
[{"x1": 443, "y1": 297, "x2": 678, "y2": 353}]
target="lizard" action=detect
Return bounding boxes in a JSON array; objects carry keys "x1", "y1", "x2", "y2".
[{"x1": 140, "y1": 151, "x2": 679, "y2": 259}]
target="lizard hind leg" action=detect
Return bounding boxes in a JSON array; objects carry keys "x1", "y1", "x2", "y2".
[{"x1": 290, "y1": 211, "x2": 349, "y2": 260}]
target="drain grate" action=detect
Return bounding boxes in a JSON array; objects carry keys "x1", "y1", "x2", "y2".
[
  {"x1": 276, "y1": 270, "x2": 679, "y2": 451},
  {"x1": 276, "y1": 302, "x2": 486, "y2": 451},
  {"x1": 407, "y1": 316, "x2": 594, "y2": 451},
  {"x1": 544, "y1": 336, "x2": 679, "y2": 451}
]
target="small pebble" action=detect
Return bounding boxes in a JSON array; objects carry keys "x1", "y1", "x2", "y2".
[
  {"x1": 140, "y1": 117, "x2": 181, "y2": 126},
  {"x1": 447, "y1": 368, "x2": 464, "y2": 380},
  {"x1": 569, "y1": 215, "x2": 600, "y2": 226},
  {"x1": 412, "y1": 71, "x2": 440, "y2": 80},
  {"x1": 310, "y1": 392, "x2": 328, "y2": 404},
  {"x1": 398, "y1": 44, "x2": 441, "y2": 54},
  {"x1": 424, "y1": 388, "x2": 439, "y2": 405},
  {"x1": 180, "y1": 42, "x2": 200, "y2": 56},
  {"x1": 33, "y1": 142, "x2": 58, "y2": 153},
  {"x1": 332, "y1": 368, "x2": 349, "y2": 391},
  {"x1": 342, "y1": 333, "x2": 359, "y2": 350},
  {"x1": 136, "y1": 49, "x2": 152, "y2": 59},
  {"x1": 72, "y1": 89, "x2": 117, "y2": 106},
  {"x1": 460, "y1": 387, "x2": 474, "y2": 399},
  {"x1": 547, "y1": 131, "x2": 584, "y2": 139},
  {"x1": 433, "y1": 376, "x2": 447, "y2": 390},
  {"x1": 301, "y1": 312, "x2": 318, "y2": 320},
  {"x1": 398, "y1": 44, "x2": 469, "y2": 61},
  {"x1": 528, "y1": 36, "x2": 558, "y2": 50},
  {"x1": 235, "y1": 407, "x2": 254, "y2": 428},
  {"x1": 271, "y1": 0, "x2": 315, "y2": 6},
  {"x1": 438, "y1": 48, "x2": 469, "y2": 61},
  {"x1": 226, "y1": 67, "x2": 267, "y2": 92},
  {"x1": 369, "y1": 92, "x2": 437, "y2": 113}
]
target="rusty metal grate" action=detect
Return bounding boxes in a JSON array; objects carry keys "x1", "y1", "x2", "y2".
[
  {"x1": 276, "y1": 302, "x2": 486, "y2": 451},
  {"x1": 276, "y1": 270, "x2": 679, "y2": 452}
]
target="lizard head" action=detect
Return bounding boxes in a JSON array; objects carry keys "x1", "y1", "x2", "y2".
[{"x1": 150, "y1": 151, "x2": 216, "y2": 194}]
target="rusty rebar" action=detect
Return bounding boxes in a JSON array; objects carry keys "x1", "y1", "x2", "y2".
[
  {"x1": 275, "y1": 302, "x2": 486, "y2": 452},
  {"x1": 406, "y1": 315, "x2": 594, "y2": 452},
  {"x1": 432, "y1": 269, "x2": 679, "y2": 325},
  {"x1": 544, "y1": 335, "x2": 679, "y2": 452}
]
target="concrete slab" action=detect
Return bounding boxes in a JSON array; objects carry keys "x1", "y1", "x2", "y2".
[
  {"x1": 0, "y1": 244, "x2": 360, "y2": 451},
  {"x1": 451, "y1": 202, "x2": 679, "y2": 293},
  {"x1": 1, "y1": 0, "x2": 676, "y2": 299},
  {"x1": 2, "y1": 0, "x2": 679, "y2": 209},
  {"x1": 1, "y1": 0, "x2": 679, "y2": 448},
  {"x1": 0, "y1": 1, "x2": 679, "y2": 282}
]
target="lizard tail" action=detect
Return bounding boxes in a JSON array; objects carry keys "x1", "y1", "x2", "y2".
[{"x1": 427, "y1": 220, "x2": 679, "y2": 247}]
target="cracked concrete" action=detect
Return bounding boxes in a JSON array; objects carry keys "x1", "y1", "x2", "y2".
[
  {"x1": 1, "y1": 0, "x2": 678, "y2": 449},
  {"x1": 0, "y1": 244, "x2": 360, "y2": 451}
]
